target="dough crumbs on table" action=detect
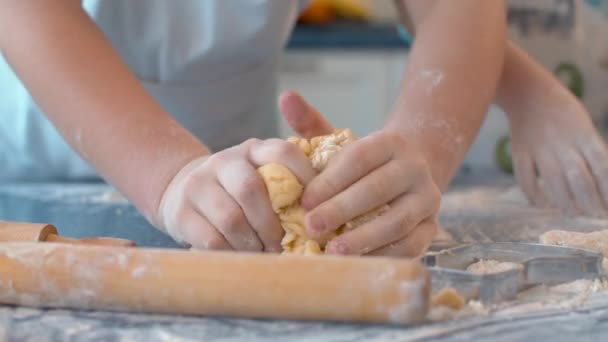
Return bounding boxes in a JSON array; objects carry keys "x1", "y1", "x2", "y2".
[
  {"x1": 539, "y1": 229, "x2": 608, "y2": 271},
  {"x1": 466, "y1": 259, "x2": 523, "y2": 275},
  {"x1": 431, "y1": 287, "x2": 465, "y2": 310},
  {"x1": 259, "y1": 129, "x2": 390, "y2": 255},
  {"x1": 426, "y1": 229, "x2": 608, "y2": 322}
]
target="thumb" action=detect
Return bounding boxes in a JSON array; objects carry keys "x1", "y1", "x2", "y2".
[{"x1": 278, "y1": 90, "x2": 334, "y2": 139}]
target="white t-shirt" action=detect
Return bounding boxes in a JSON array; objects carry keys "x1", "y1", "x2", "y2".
[{"x1": 0, "y1": 0, "x2": 310, "y2": 181}]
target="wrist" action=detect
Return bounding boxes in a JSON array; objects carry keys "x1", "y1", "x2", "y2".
[
  {"x1": 382, "y1": 122, "x2": 453, "y2": 191},
  {"x1": 154, "y1": 154, "x2": 209, "y2": 230}
]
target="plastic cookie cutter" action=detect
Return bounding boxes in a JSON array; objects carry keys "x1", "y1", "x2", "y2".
[{"x1": 422, "y1": 242, "x2": 604, "y2": 304}]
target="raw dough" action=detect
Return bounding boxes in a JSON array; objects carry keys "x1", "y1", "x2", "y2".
[
  {"x1": 258, "y1": 129, "x2": 389, "y2": 255},
  {"x1": 539, "y1": 229, "x2": 608, "y2": 271},
  {"x1": 466, "y1": 259, "x2": 523, "y2": 275},
  {"x1": 431, "y1": 287, "x2": 466, "y2": 310},
  {"x1": 539, "y1": 229, "x2": 608, "y2": 255}
]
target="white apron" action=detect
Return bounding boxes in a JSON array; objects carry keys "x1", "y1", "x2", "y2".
[{"x1": 0, "y1": 0, "x2": 309, "y2": 181}]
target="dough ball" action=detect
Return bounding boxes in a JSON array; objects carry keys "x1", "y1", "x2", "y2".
[
  {"x1": 257, "y1": 163, "x2": 303, "y2": 213},
  {"x1": 260, "y1": 129, "x2": 389, "y2": 255},
  {"x1": 309, "y1": 129, "x2": 356, "y2": 171}
]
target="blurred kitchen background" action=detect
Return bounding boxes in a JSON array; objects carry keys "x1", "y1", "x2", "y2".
[{"x1": 278, "y1": 0, "x2": 608, "y2": 184}]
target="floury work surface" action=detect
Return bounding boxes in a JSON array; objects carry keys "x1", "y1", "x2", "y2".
[{"x1": 0, "y1": 180, "x2": 608, "y2": 341}]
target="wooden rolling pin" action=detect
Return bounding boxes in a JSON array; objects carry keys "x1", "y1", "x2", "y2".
[
  {"x1": 0, "y1": 242, "x2": 430, "y2": 324},
  {"x1": 0, "y1": 221, "x2": 135, "y2": 246}
]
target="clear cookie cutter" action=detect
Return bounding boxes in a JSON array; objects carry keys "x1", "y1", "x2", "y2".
[{"x1": 422, "y1": 242, "x2": 604, "y2": 304}]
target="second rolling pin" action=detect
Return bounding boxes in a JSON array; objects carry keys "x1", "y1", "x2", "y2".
[{"x1": 0, "y1": 221, "x2": 135, "y2": 246}]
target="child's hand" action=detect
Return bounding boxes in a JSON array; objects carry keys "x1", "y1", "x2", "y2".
[
  {"x1": 280, "y1": 91, "x2": 441, "y2": 257},
  {"x1": 509, "y1": 85, "x2": 608, "y2": 217},
  {"x1": 156, "y1": 139, "x2": 315, "y2": 251},
  {"x1": 303, "y1": 131, "x2": 441, "y2": 257}
]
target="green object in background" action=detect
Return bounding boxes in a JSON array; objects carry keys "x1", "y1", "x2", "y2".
[
  {"x1": 554, "y1": 62, "x2": 584, "y2": 98},
  {"x1": 495, "y1": 135, "x2": 513, "y2": 174}
]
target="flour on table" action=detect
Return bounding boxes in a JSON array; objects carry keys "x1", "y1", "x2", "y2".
[{"x1": 540, "y1": 229, "x2": 608, "y2": 271}]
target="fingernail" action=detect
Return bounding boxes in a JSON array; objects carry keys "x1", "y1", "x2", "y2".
[{"x1": 307, "y1": 213, "x2": 326, "y2": 235}]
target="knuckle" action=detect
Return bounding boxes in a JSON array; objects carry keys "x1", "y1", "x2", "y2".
[
  {"x1": 369, "y1": 174, "x2": 392, "y2": 199},
  {"x1": 351, "y1": 144, "x2": 377, "y2": 170},
  {"x1": 205, "y1": 152, "x2": 228, "y2": 166},
  {"x1": 389, "y1": 214, "x2": 412, "y2": 237},
  {"x1": 273, "y1": 141, "x2": 300, "y2": 160},
  {"x1": 218, "y1": 208, "x2": 247, "y2": 232},
  {"x1": 244, "y1": 137, "x2": 262, "y2": 146},
  {"x1": 409, "y1": 158, "x2": 430, "y2": 178},
  {"x1": 383, "y1": 130, "x2": 407, "y2": 146},
  {"x1": 236, "y1": 175, "x2": 264, "y2": 202},
  {"x1": 181, "y1": 173, "x2": 204, "y2": 192},
  {"x1": 241, "y1": 235, "x2": 263, "y2": 252},
  {"x1": 386, "y1": 160, "x2": 407, "y2": 180},
  {"x1": 318, "y1": 175, "x2": 342, "y2": 198},
  {"x1": 322, "y1": 201, "x2": 346, "y2": 227}
]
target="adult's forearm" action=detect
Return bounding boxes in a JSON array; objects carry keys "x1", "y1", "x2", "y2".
[
  {"x1": 386, "y1": 0, "x2": 506, "y2": 191},
  {"x1": 0, "y1": 1, "x2": 209, "y2": 222}
]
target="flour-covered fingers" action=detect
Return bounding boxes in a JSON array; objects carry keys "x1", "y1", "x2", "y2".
[
  {"x1": 512, "y1": 151, "x2": 546, "y2": 207},
  {"x1": 216, "y1": 160, "x2": 284, "y2": 252},
  {"x1": 248, "y1": 138, "x2": 316, "y2": 185},
  {"x1": 368, "y1": 219, "x2": 438, "y2": 257},
  {"x1": 300, "y1": 132, "x2": 396, "y2": 209},
  {"x1": 174, "y1": 209, "x2": 232, "y2": 251},
  {"x1": 581, "y1": 140, "x2": 608, "y2": 214},
  {"x1": 536, "y1": 153, "x2": 578, "y2": 215},
  {"x1": 304, "y1": 160, "x2": 409, "y2": 238},
  {"x1": 558, "y1": 150, "x2": 606, "y2": 217},
  {"x1": 324, "y1": 187, "x2": 440, "y2": 255},
  {"x1": 189, "y1": 182, "x2": 263, "y2": 251}
]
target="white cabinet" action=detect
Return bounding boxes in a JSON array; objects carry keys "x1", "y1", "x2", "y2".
[{"x1": 277, "y1": 50, "x2": 407, "y2": 138}]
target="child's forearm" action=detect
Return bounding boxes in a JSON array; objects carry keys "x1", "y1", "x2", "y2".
[
  {"x1": 0, "y1": 1, "x2": 209, "y2": 222},
  {"x1": 495, "y1": 42, "x2": 571, "y2": 120},
  {"x1": 386, "y1": 0, "x2": 506, "y2": 190}
]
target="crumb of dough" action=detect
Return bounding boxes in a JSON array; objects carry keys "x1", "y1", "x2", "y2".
[
  {"x1": 431, "y1": 287, "x2": 466, "y2": 310},
  {"x1": 540, "y1": 229, "x2": 608, "y2": 272},
  {"x1": 258, "y1": 129, "x2": 390, "y2": 255},
  {"x1": 466, "y1": 259, "x2": 523, "y2": 275},
  {"x1": 427, "y1": 299, "x2": 488, "y2": 321}
]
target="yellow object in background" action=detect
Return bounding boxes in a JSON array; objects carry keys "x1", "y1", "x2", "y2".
[
  {"x1": 331, "y1": 0, "x2": 369, "y2": 20},
  {"x1": 298, "y1": 0, "x2": 370, "y2": 25}
]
